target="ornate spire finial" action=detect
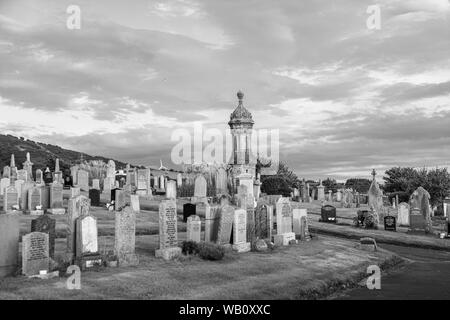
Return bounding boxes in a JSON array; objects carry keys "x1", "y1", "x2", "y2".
[
  {"x1": 237, "y1": 90, "x2": 244, "y2": 102},
  {"x1": 371, "y1": 169, "x2": 376, "y2": 180}
]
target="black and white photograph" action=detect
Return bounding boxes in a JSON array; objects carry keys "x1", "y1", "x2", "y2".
[{"x1": 0, "y1": 0, "x2": 450, "y2": 309}]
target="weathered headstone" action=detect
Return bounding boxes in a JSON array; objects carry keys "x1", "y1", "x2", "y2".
[
  {"x1": 205, "y1": 205, "x2": 221, "y2": 242},
  {"x1": 3, "y1": 185, "x2": 19, "y2": 212},
  {"x1": 114, "y1": 189, "x2": 126, "y2": 211},
  {"x1": 232, "y1": 209, "x2": 251, "y2": 252},
  {"x1": 77, "y1": 170, "x2": 89, "y2": 191},
  {"x1": 48, "y1": 182, "x2": 65, "y2": 214},
  {"x1": 67, "y1": 195, "x2": 91, "y2": 259},
  {"x1": 130, "y1": 194, "x2": 140, "y2": 213},
  {"x1": 155, "y1": 199, "x2": 181, "y2": 260},
  {"x1": 28, "y1": 187, "x2": 43, "y2": 215},
  {"x1": 165, "y1": 180, "x2": 177, "y2": 199},
  {"x1": 274, "y1": 197, "x2": 295, "y2": 245},
  {"x1": 0, "y1": 214, "x2": 19, "y2": 277},
  {"x1": 300, "y1": 216, "x2": 311, "y2": 241},
  {"x1": 0, "y1": 177, "x2": 10, "y2": 196},
  {"x1": 292, "y1": 208, "x2": 307, "y2": 235},
  {"x1": 255, "y1": 202, "x2": 273, "y2": 240},
  {"x1": 397, "y1": 202, "x2": 410, "y2": 226},
  {"x1": 186, "y1": 215, "x2": 201, "y2": 243},
  {"x1": 35, "y1": 169, "x2": 43, "y2": 185},
  {"x1": 384, "y1": 215, "x2": 397, "y2": 231},
  {"x1": 215, "y1": 167, "x2": 228, "y2": 195},
  {"x1": 75, "y1": 215, "x2": 102, "y2": 269},
  {"x1": 409, "y1": 187, "x2": 432, "y2": 232},
  {"x1": 22, "y1": 232, "x2": 49, "y2": 277},
  {"x1": 31, "y1": 214, "x2": 56, "y2": 258},
  {"x1": 92, "y1": 179, "x2": 100, "y2": 190},
  {"x1": 216, "y1": 205, "x2": 234, "y2": 247},
  {"x1": 115, "y1": 206, "x2": 139, "y2": 266},
  {"x1": 192, "y1": 175, "x2": 207, "y2": 203},
  {"x1": 40, "y1": 185, "x2": 50, "y2": 210},
  {"x1": 17, "y1": 169, "x2": 28, "y2": 182},
  {"x1": 20, "y1": 181, "x2": 34, "y2": 211}
]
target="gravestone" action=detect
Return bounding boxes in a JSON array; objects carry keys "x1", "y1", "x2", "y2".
[
  {"x1": 292, "y1": 208, "x2": 307, "y2": 235},
  {"x1": 0, "y1": 177, "x2": 10, "y2": 195},
  {"x1": 136, "y1": 168, "x2": 151, "y2": 196},
  {"x1": 384, "y1": 215, "x2": 397, "y2": 231},
  {"x1": 31, "y1": 214, "x2": 56, "y2": 258},
  {"x1": 14, "y1": 179, "x2": 24, "y2": 197},
  {"x1": 22, "y1": 232, "x2": 49, "y2": 276},
  {"x1": 43, "y1": 170, "x2": 53, "y2": 185},
  {"x1": 3, "y1": 186, "x2": 19, "y2": 212},
  {"x1": 409, "y1": 187, "x2": 432, "y2": 232},
  {"x1": 3, "y1": 166, "x2": 10, "y2": 178},
  {"x1": 0, "y1": 214, "x2": 19, "y2": 277},
  {"x1": 35, "y1": 169, "x2": 43, "y2": 185},
  {"x1": 75, "y1": 215, "x2": 102, "y2": 269},
  {"x1": 115, "y1": 206, "x2": 139, "y2": 266},
  {"x1": 77, "y1": 170, "x2": 89, "y2": 191},
  {"x1": 114, "y1": 189, "x2": 126, "y2": 211},
  {"x1": 183, "y1": 203, "x2": 196, "y2": 222},
  {"x1": 300, "y1": 216, "x2": 311, "y2": 241},
  {"x1": 63, "y1": 175, "x2": 73, "y2": 188},
  {"x1": 255, "y1": 202, "x2": 273, "y2": 240},
  {"x1": 28, "y1": 187, "x2": 43, "y2": 215},
  {"x1": 67, "y1": 195, "x2": 91, "y2": 259},
  {"x1": 409, "y1": 208, "x2": 426, "y2": 232},
  {"x1": 89, "y1": 189, "x2": 101, "y2": 207},
  {"x1": 17, "y1": 169, "x2": 28, "y2": 182},
  {"x1": 205, "y1": 206, "x2": 221, "y2": 242},
  {"x1": 192, "y1": 175, "x2": 207, "y2": 203},
  {"x1": 40, "y1": 185, "x2": 50, "y2": 210},
  {"x1": 155, "y1": 200, "x2": 181, "y2": 260},
  {"x1": 320, "y1": 205, "x2": 337, "y2": 223},
  {"x1": 232, "y1": 209, "x2": 251, "y2": 252},
  {"x1": 165, "y1": 180, "x2": 177, "y2": 199},
  {"x1": 48, "y1": 182, "x2": 65, "y2": 214},
  {"x1": 186, "y1": 215, "x2": 201, "y2": 243},
  {"x1": 20, "y1": 181, "x2": 34, "y2": 211},
  {"x1": 216, "y1": 205, "x2": 234, "y2": 247},
  {"x1": 276, "y1": 198, "x2": 292, "y2": 234},
  {"x1": 130, "y1": 194, "x2": 140, "y2": 213},
  {"x1": 246, "y1": 206, "x2": 256, "y2": 244},
  {"x1": 274, "y1": 197, "x2": 295, "y2": 245},
  {"x1": 215, "y1": 167, "x2": 227, "y2": 195},
  {"x1": 92, "y1": 179, "x2": 100, "y2": 190},
  {"x1": 397, "y1": 202, "x2": 410, "y2": 226}
]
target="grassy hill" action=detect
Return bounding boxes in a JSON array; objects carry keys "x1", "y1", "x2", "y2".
[{"x1": 0, "y1": 134, "x2": 132, "y2": 173}]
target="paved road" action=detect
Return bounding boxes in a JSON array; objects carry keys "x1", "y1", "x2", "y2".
[{"x1": 334, "y1": 244, "x2": 450, "y2": 299}]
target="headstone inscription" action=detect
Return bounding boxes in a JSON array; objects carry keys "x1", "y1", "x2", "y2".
[
  {"x1": 22, "y1": 232, "x2": 49, "y2": 276},
  {"x1": 31, "y1": 214, "x2": 56, "y2": 258},
  {"x1": 48, "y1": 182, "x2": 65, "y2": 214},
  {"x1": 232, "y1": 209, "x2": 251, "y2": 252},
  {"x1": 3, "y1": 186, "x2": 19, "y2": 212},
  {"x1": 255, "y1": 202, "x2": 273, "y2": 240},
  {"x1": 155, "y1": 200, "x2": 181, "y2": 260},
  {"x1": 384, "y1": 215, "x2": 396, "y2": 231}
]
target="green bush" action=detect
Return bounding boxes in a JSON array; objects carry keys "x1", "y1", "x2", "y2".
[
  {"x1": 181, "y1": 240, "x2": 200, "y2": 255},
  {"x1": 198, "y1": 242, "x2": 225, "y2": 261}
]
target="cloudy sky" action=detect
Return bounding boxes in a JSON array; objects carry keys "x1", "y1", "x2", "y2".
[{"x1": 0, "y1": 0, "x2": 449, "y2": 180}]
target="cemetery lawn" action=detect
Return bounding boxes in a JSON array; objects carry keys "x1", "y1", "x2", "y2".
[{"x1": 0, "y1": 205, "x2": 401, "y2": 299}]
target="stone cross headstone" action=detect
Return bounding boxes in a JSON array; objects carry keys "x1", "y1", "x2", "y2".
[
  {"x1": 22, "y1": 232, "x2": 49, "y2": 276},
  {"x1": 186, "y1": 215, "x2": 201, "y2": 243},
  {"x1": 216, "y1": 205, "x2": 234, "y2": 246},
  {"x1": 115, "y1": 206, "x2": 139, "y2": 266},
  {"x1": 0, "y1": 214, "x2": 19, "y2": 277},
  {"x1": 31, "y1": 215, "x2": 56, "y2": 258}
]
